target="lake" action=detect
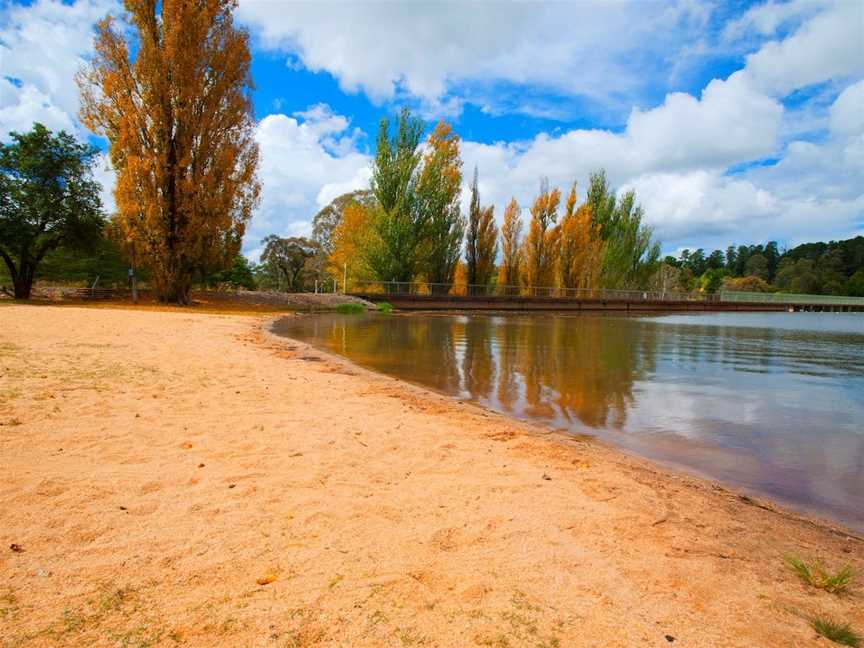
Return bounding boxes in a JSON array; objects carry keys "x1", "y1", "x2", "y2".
[{"x1": 273, "y1": 311, "x2": 864, "y2": 530}]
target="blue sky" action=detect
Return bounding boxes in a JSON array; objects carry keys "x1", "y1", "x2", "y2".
[{"x1": 2, "y1": 0, "x2": 863, "y2": 259}]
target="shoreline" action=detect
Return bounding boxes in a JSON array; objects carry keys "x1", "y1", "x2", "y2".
[
  {"x1": 1, "y1": 304, "x2": 861, "y2": 647},
  {"x1": 263, "y1": 314, "x2": 864, "y2": 540},
  {"x1": 267, "y1": 311, "x2": 864, "y2": 536}
]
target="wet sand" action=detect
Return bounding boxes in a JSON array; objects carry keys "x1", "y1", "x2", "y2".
[{"x1": 1, "y1": 305, "x2": 861, "y2": 647}]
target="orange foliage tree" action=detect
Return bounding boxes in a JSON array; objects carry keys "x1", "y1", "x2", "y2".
[
  {"x1": 78, "y1": 0, "x2": 260, "y2": 304},
  {"x1": 329, "y1": 202, "x2": 372, "y2": 289},
  {"x1": 498, "y1": 198, "x2": 523, "y2": 292},
  {"x1": 522, "y1": 181, "x2": 561, "y2": 288},
  {"x1": 418, "y1": 121, "x2": 464, "y2": 289},
  {"x1": 464, "y1": 167, "x2": 498, "y2": 288},
  {"x1": 557, "y1": 183, "x2": 603, "y2": 292}
]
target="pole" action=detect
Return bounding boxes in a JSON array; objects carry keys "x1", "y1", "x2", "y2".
[{"x1": 130, "y1": 241, "x2": 138, "y2": 304}]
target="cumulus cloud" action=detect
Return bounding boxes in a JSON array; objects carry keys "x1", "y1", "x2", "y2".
[
  {"x1": 0, "y1": 0, "x2": 119, "y2": 139},
  {"x1": 743, "y1": 1, "x2": 864, "y2": 95},
  {"x1": 236, "y1": 0, "x2": 714, "y2": 114},
  {"x1": 2, "y1": 0, "x2": 861, "y2": 258},
  {"x1": 829, "y1": 80, "x2": 864, "y2": 137},
  {"x1": 246, "y1": 108, "x2": 371, "y2": 259}
]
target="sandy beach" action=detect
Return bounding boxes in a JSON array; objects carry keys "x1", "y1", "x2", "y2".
[{"x1": 1, "y1": 304, "x2": 861, "y2": 647}]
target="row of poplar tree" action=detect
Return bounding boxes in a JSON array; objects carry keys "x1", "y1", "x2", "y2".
[{"x1": 323, "y1": 109, "x2": 661, "y2": 293}]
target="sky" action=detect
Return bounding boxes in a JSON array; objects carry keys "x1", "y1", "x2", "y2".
[{"x1": 1, "y1": 0, "x2": 863, "y2": 261}]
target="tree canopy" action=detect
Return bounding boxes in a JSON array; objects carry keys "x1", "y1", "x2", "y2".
[
  {"x1": 259, "y1": 235, "x2": 319, "y2": 292},
  {"x1": 464, "y1": 167, "x2": 498, "y2": 289},
  {"x1": 78, "y1": 0, "x2": 260, "y2": 304},
  {"x1": 0, "y1": 123, "x2": 104, "y2": 299}
]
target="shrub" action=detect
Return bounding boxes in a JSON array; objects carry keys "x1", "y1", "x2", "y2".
[
  {"x1": 722, "y1": 275, "x2": 774, "y2": 293},
  {"x1": 335, "y1": 303, "x2": 366, "y2": 314},
  {"x1": 376, "y1": 301, "x2": 394, "y2": 314}
]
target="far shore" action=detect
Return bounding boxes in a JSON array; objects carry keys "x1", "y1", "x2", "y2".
[{"x1": 1, "y1": 304, "x2": 861, "y2": 647}]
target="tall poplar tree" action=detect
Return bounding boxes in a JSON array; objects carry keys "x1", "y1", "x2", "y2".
[
  {"x1": 557, "y1": 183, "x2": 603, "y2": 291},
  {"x1": 78, "y1": 0, "x2": 260, "y2": 304},
  {"x1": 522, "y1": 180, "x2": 561, "y2": 289},
  {"x1": 365, "y1": 109, "x2": 425, "y2": 284},
  {"x1": 464, "y1": 167, "x2": 498, "y2": 289},
  {"x1": 498, "y1": 198, "x2": 523, "y2": 292},
  {"x1": 586, "y1": 170, "x2": 660, "y2": 289},
  {"x1": 417, "y1": 121, "x2": 464, "y2": 291}
]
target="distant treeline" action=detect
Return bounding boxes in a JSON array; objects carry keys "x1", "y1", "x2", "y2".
[{"x1": 665, "y1": 236, "x2": 864, "y2": 296}]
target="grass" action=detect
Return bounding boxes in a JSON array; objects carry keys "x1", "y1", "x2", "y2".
[
  {"x1": 787, "y1": 556, "x2": 854, "y2": 593},
  {"x1": 376, "y1": 301, "x2": 394, "y2": 313},
  {"x1": 336, "y1": 303, "x2": 366, "y2": 314},
  {"x1": 812, "y1": 618, "x2": 862, "y2": 647}
]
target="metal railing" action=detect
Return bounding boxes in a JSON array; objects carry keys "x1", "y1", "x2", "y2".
[
  {"x1": 350, "y1": 280, "x2": 710, "y2": 302},
  {"x1": 719, "y1": 291, "x2": 864, "y2": 306},
  {"x1": 348, "y1": 281, "x2": 864, "y2": 307}
]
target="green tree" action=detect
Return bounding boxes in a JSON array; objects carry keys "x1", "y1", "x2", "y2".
[
  {"x1": 311, "y1": 190, "x2": 377, "y2": 258},
  {"x1": 259, "y1": 235, "x2": 318, "y2": 292},
  {"x1": 707, "y1": 249, "x2": 725, "y2": 270},
  {"x1": 725, "y1": 246, "x2": 737, "y2": 274},
  {"x1": 700, "y1": 269, "x2": 723, "y2": 294},
  {"x1": 464, "y1": 167, "x2": 498, "y2": 289},
  {"x1": 735, "y1": 245, "x2": 750, "y2": 276},
  {"x1": 417, "y1": 121, "x2": 464, "y2": 290},
  {"x1": 846, "y1": 269, "x2": 864, "y2": 297},
  {"x1": 208, "y1": 253, "x2": 256, "y2": 290},
  {"x1": 364, "y1": 109, "x2": 426, "y2": 285},
  {"x1": 745, "y1": 253, "x2": 769, "y2": 280},
  {"x1": 764, "y1": 241, "x2": 780, "y2": 282},
  {"x1": 586, "y1": 170, "x2": 660, "y2": 289},
  {"x1": 0, "y1": 123, "x2": 104, "y2": 299}
]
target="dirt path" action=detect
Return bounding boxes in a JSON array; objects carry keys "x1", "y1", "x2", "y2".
[{"x1": 0, "y1": 305, "x2": 861, "y2": 647}]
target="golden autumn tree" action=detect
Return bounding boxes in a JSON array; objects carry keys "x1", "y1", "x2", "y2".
[
  {"x1": 557, "y1": 183, "x2": 604, "y2": 292},
  {"x1": 464, "y1": 167, "x2": 498, "y2": 289},
  {"x1": 522, "y1": 181, "x2": 561, "y2": 289},
  {"x1": 329, "y1": 202, "x2": 373, "y2": 288},
  {"x1": 498, "y1": 197, "x2": 522, "y2": 293},
  {"x1": 78, "y1": 0, "x2": 260, "y2": 304},
  {"x1": 418, "y1": 121, "x2": 464, "y2": 290}
]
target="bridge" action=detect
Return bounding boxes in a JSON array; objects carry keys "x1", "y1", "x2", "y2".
[{"x1": 348, "y1": 281, "x2": 864, "y2": 313}]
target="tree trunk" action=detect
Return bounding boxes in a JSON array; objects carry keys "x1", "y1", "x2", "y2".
[
  {"x1": 153, "y1": 258, "x2": 192, "y2": 304},
  {"x1": 12, "y1": 262, "x2": 34, "y2": 300}
]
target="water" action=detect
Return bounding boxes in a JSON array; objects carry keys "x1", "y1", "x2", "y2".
[{"x1": 273, "y1": 312, "x2": 864, "y2": 530}]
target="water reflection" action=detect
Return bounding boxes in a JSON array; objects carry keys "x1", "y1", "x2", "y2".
[{"x1": 273, "y1": 312, "x2": 864, "y2": 530}]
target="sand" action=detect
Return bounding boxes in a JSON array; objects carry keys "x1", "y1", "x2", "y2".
[{"x1": 0, "y1": 304, "x2": 861, "y2": 647}]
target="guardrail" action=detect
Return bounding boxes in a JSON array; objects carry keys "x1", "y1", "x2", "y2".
[
  {"x1": 350, "y1": 280, "x2": 710, "y2": 302},
  {"x1": 349, "y1": 281, "x2": 864, "y2": 308},
  {"x1": 719, "y1": 291, "x2": 864, "y2": 306}
]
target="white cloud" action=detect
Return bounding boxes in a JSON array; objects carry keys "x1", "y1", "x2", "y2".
[
  {"x1": 247, "y1": 108, "x2": 371, "y2": 259},
  {"x1": 829, "y1": 80, "x2": 864, "y2": 137},
  {"x1": 456, "y1": 68, "x2": 783, "y2": 221},
  {"x1": 743, "y1": 1, "x2": 864, "y2": 95},
  {"x1": 2, "y1": 0, "x2": 861, "y2": 260},
  {"x1": 722, "y1": 0, "x2": 824, "y2": 41},
  {"x1": 0, "y1": 78, "x2": 76, "y2": 136},
  {"x1": 0, "y1": 0, "x2": 119, "y2": 139},
  {"x1": 237, "y1": 0, "x2": 715, "y2": 114}
]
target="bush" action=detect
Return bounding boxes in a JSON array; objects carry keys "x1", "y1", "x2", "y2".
[
  {"x1": 336, "y1": 303, "x2": 366, "y2": 314},
  {"x1": 722, "y1": 275, "x2": 774, "y2": 293},
  {"x1": 376, "y1": 301, "x2": 394, "y2": 314}
]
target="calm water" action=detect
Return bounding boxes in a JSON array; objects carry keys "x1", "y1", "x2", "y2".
[{"x1": 273, "y1": 312, "x2": 864, "y2": 530}]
